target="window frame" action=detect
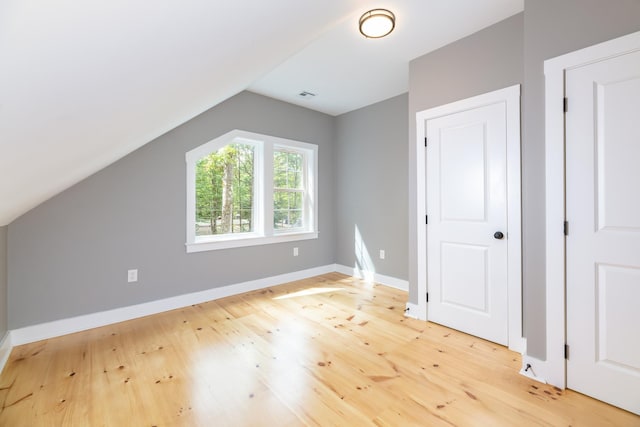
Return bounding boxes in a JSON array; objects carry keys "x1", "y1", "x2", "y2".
[
  {"x1": 273, "y1": 147, "x2": 308, "y2": 233},
  {"x1": 186, "y1": 130, "x2": 318, "y2": 253}
]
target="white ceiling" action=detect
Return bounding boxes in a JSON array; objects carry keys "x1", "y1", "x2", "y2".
[
  {"x1": 250, "y1": 0, "x2": 524, "y2": 115},
  {"x1": 0, "y1": 0, "x2": 523, "y2": 226}
]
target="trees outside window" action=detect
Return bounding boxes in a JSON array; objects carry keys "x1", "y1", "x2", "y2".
[
  {"x1": 195, "y1": 144, "x2": 254, "y2": 236},
  {"x1": 273, "y1": 150, "x2": 304, "y2": 231},
  {"x1": 186, "y1": 130, "x2": 318, "y2": 252}
]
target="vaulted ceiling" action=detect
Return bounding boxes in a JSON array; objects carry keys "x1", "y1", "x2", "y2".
[{"x1": 0, "y1": 0, "x2": 523, "y2": 226}]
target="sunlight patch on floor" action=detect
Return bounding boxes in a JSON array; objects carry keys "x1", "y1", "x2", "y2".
[{"x1": 273, "y1": 287, "x2": 344, "y2": 300}]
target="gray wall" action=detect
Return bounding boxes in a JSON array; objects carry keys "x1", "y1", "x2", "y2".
[
  {"x1": 408, "y1": 3, "x2": 640, "y2": 360},
  {"x1": 334, "y1": 94, "x2": 408, "y2": 280},
  {"x1": 522, "y1": 0, "x2": 640, "y2": 358},
  {"x1": 408, "y1": 13, "x2": 524, "y2": 302},
  {"x1": 8, "y1": 91, "x2": 335, "y2": 329},
  {"x1": 0, "y1": 226, "x2": 7, "y2": 337},
  {"x1": 8, "y1": 1, "x2": 640, "y2": 362}
]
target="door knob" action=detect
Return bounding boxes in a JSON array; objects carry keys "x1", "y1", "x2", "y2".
[{"x1": 494, "y1": 231, "x2": 504, "y2": 240}]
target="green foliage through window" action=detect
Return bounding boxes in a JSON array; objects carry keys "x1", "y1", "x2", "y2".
[
  {"x1": 186, "y1": 130, "x2": 317, "y2": 252},
  {"x1": 195, "y1": 143, "x2": 254, "y2": 236},
  {"x1": 274, "y1": 150, "x2": 304, "y2": 230}
]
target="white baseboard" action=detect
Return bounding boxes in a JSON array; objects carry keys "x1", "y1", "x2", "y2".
[
  {"x1": 520, "y1": 353, "x2": 549, "y2": 385},
  {"x1": 334, "y1": 264, "x2": 409, "y2": 291},
  {"x1": 6, "y1": 264, "x2": 538, "y2": 384},
  {"x1": 8, "y1": 264, "x2": 409, "y2": 348},
  {"x1": 0, "y1": 332, "x2": 12, "y2": 374},
  {"x1": 404, "y1": 302, "x2": 421, "y2": 319},
  {"x1": 10, "y1": 264, "x2": 335, "y2": 346}
]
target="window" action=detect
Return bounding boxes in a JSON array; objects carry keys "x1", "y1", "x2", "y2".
[
  {"x1": 186, "y1": 130, "x2": 318, "y2": 252},
  {"x1": 195, "y1": 143, "x2": 255, "y2": 237},
  {"x1": 273, "y1": 150, "x2": 304, "y2": 231}
]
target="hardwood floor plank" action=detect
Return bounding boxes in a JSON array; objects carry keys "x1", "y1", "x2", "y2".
[{"x1": 1, "y1": 273, "x2": 638, "y2": 426}]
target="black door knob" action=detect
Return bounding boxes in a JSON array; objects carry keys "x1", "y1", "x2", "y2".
[{"x1": 494, "y1": 231, "x2": 504, "y2": 240}]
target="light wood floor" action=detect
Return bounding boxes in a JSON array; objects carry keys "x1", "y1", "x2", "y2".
[{"x1": 1, "y1": 273, "x2": 638, "y2": 426}]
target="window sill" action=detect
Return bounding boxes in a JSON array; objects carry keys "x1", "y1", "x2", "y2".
[{"x1": 186, "y1": 231, "x2": 318, "y2": 253}]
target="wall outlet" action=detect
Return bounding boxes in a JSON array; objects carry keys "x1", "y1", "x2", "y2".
[
  {"x1": 293, "y1": 247, "x2": 299, "y2": 257},
  {"x1": 379, "y1": 249, "x2": 385, "y2": 260},
  {"x1": 127, "y1": 269, "x2": 138, "y2": 283}
]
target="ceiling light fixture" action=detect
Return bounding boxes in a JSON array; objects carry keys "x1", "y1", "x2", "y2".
[{"x1": 359, "y1": 9, "x2": 395, "y2": 39}]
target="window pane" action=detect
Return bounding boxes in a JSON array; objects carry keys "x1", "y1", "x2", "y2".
[
  {"x1": 290, "y1": 170, "x2": 301, "y2": 189},
  {"x1": 290, "y1": 210, "x2": 302, "y2": 228},
  {"x1": 274, "y1": 150, "x2": 305, "y2": 232},
  {"x1": 274, "y1": 150, "x2": 303, "y2": 189},
  {"x1": 273, "y1": 151, "x2": 287, "y2": 188},
  {"x1": 195, "y1": 143, "x2": 254, "y2": 236},
  {"x1": 274, "y1": 191, "x2": 304, "y2": 231},
  {"x1": 290, "y1": 192, "x2": 302, "y2": 209},
  {"x1": 274, "y1": 191, "x2": 288, "y2": 210}
]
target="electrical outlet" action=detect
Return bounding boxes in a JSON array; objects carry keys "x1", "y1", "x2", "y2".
[
  {"x1": 127, "y1": 269, "x2": 138, "y2": 283},
  {"x1": 379, "y1": 249, "x2": 385, "y2": 260},
  {"x1": 293, "y1": 247, "x2": 299, "y2": 257}
]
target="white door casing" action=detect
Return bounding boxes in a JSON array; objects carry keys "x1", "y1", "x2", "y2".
[
  {"x1": 538, "y1": 32, "x2": 640, "y2": 412},
  {"x1": 564, "y1": 45, "x2": 640, "y2": 414},
  {"x1": 412, "y1": 85, "x2": 523, "y2": 353},
  {"x1": 426, "y1": 103, "x2": 508, "y2": 345}
]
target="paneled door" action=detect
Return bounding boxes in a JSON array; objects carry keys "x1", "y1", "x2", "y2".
[
  {"x1": 565, "y1": 48, "x2": 640, "y2": 415},
  {"x1": 426, "y1": 101, "x2": 509, "y2": 345}
]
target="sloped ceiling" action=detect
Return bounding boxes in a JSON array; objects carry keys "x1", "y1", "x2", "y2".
[{"x1": 0, "y1": 0, "x2": 523, "y2": 226}]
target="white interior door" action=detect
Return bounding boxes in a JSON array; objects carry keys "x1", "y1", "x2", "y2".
[
  {"x1": 565, "y1": 49, "x2": 640, "y2": 415},
  {"x1": 426, "y1": 102, "x2": 509, "y2": 345}
]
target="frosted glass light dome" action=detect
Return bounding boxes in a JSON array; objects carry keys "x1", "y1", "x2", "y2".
[{"x1": 359, "y1": 9, "x2": 395, "y2": 38}]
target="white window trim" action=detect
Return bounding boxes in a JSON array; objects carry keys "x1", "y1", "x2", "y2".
[
  {"x1": 185, "y1": 130, "x2": 318, "y2": 253},
  {"x1": 273, "y1": 145, "x2": 311, "y2": 234}
]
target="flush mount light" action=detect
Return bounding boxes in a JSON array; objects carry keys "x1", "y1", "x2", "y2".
[{"x1": 359, "y1": 9, "x2": 395, "y2": 39}]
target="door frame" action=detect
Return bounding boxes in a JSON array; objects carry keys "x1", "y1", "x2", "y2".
[
  {"x1": 544, "y1": 30, "x2": 640, "y2": 388},
  {"x1": 412, "y1": 85, "x2": 524, "y2": 353}
]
